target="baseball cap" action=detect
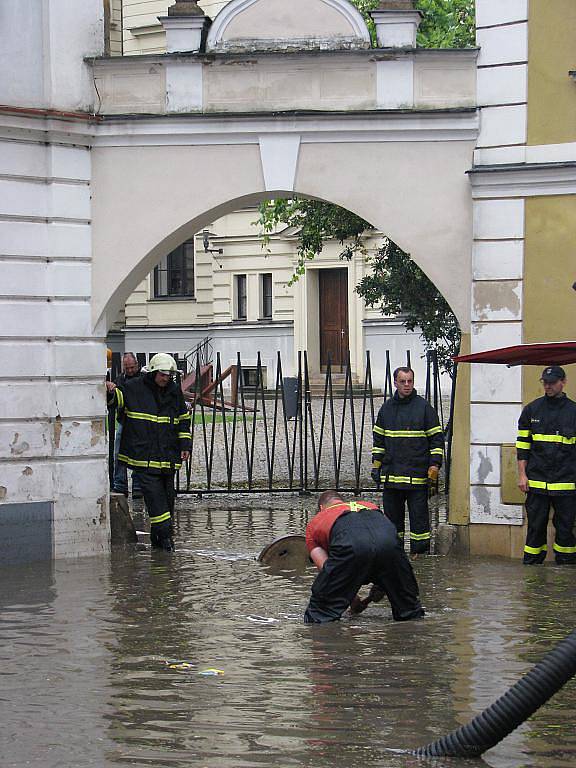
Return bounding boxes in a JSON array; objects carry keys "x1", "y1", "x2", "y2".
[{"x1": 541, "y1": 365, "x2": 566, "y2": 382}]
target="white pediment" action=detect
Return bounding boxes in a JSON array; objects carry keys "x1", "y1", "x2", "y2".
[{"x1": 206, "y1": 0, "x2": 371, "y2": 52}]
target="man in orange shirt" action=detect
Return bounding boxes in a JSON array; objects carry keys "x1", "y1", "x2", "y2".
[{"x1": 304, "y1": 490, "x2": 424, "y2": 624}]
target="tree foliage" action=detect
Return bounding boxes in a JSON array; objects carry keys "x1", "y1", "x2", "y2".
[
  {"x1": 416, "y1": 0, "x2": 475, "y2": 49},
  {"x1": 348, "y1": 0, "x2": 476, "y2": 49},
  {"x1": 356, "y1": 240, "x2": 461, "y2": 375}
]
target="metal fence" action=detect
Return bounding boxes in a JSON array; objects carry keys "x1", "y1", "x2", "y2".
[{"x1": 178, "y1": 350, "x2": 452, "y2": 496}]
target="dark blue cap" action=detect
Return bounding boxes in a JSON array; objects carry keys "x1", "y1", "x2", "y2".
[{"x1": 541, "y1": 366, "x2": 566, "y2": 382}]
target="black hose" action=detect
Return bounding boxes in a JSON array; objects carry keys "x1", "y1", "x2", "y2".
[{"x1": 414, "y1": 629, "x2": 576, "y2": 758}]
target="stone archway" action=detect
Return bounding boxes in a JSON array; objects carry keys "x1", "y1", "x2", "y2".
[{"x1": 0, "y1": 0, "x2": 479, "y2": 561}]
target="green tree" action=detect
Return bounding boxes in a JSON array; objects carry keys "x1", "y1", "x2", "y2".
[
  {"x1": 348, "y1": 0, "x2": 476, "y2": 49},
  {"x1": 356, "y1": 240, "x2": 461, "y2": 375}
]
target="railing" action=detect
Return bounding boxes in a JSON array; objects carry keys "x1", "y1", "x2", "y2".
[{"x1": 178, "y1": 349, "x2": 451, "y2": 496}]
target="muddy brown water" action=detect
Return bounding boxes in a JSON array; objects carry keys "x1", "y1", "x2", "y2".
[{"x1": 1, "y1": 498, "x2": 575, "y2": 768}]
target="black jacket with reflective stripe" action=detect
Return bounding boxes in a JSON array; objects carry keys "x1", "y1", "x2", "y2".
[
  {"x1": 372, "y1": 390, "x2": 443, "y2": 489},
  {"x1": 516, "y1": 394, "x2": 576, "y2": 495},
  {"x1": 113, "y1": 373, "x2": 191, "y2": 473}
]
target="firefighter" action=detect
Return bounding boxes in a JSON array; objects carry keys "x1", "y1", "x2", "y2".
[
  {"x1": 106, "y1": 353, "x2": 191, "y2": 552},
  {"x1": 304, "y1": 490, "x2": 424, "y2": 623},
  {"x1": 371, "y1": 367, "x2": 444, "y2": 555},
  {"x1": 516, "y1": 366, "x2": 576, "y2": 565}
]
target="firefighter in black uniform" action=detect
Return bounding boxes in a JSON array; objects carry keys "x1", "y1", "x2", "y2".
[
  {"x1": 516, "y1": 365, "x2": 576, "y2": 565},
  {"x1": 106, "y1": 353, "x2": 191, "y2": 552},
  {"x1": 371, "y1": 367, "x2": 444, "y2": 555}
]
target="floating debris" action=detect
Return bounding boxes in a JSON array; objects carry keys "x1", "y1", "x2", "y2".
[{"x1": 198, "y1": 668, "x2": 225, "y2": 676}]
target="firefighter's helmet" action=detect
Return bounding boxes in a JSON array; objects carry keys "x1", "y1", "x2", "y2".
[{"x1": 148, "y1": 353, "x2": 178, "y2": 374}]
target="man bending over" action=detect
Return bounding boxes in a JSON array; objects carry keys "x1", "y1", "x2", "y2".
[{"x1": 304, "y1": 491, "x2": 425, "y2": 624}]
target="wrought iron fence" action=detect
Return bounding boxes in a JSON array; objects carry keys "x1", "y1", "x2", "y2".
[{"x1": 178, "y1": 349, "x2": 451, "y2": 496}]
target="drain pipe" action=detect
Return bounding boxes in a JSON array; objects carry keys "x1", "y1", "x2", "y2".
[{"x1": 414, "y1": 629, "x2": 576, "y2": 759}]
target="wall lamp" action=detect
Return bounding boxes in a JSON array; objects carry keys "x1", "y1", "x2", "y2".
[{"x1": 202, "y1": 229, "x2": 223, "y2": 255}]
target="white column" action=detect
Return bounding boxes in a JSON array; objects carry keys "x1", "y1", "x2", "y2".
[{"x1": 0, "y1": 134, "x2": 110, "y2": 560}]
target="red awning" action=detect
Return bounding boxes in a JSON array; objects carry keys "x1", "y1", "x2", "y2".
[{"x1": 453, "y1": 341, "x2": 576, "y2": 367}]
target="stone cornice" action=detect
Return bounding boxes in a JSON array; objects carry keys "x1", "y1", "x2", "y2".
[{"x1": 469, "y1": 162, "x2": 576, "y2": 198}]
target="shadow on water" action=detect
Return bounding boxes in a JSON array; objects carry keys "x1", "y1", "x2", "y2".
[{"x1": 0, "y1": 498, "x2": 575, "y2": 768}]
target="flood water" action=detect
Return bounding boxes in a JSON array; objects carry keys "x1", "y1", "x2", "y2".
[{"x1": 1, "y1": 497, "x2": 575, "y2": 768}]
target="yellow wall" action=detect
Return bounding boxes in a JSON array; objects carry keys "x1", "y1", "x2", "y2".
[
  {"x1": 448, "y1": 333, "x2": 470, "y2": 525},
  {"x1": 528, "y1": 0, "x2": 576, "y2": 145},
  {"x1": 523, "y1": 196, "x2": 576, "y2": 402}
]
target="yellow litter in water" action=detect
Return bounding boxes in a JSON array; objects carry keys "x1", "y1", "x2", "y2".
[
  {"x1": 199, "y1": 668, "x2": 225, "y2": 676},
  {"x1": 168, "y1": 662, "x2": 195, "y2": 670}
]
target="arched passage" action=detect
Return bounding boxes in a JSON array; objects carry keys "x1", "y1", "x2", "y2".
[{"x1": 92, "y1": 126, "x2": 474, "y2": 335}]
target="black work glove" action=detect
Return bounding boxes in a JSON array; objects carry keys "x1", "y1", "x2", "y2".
[{"x1": 371, "y1": 467, "x2": 381, "y2": 487}]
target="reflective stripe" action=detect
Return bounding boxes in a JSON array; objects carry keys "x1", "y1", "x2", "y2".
[
  {"x1": 383, "y1": 430, "x2": 427, "y2": 438},
  {"x1": 126, "y1": 411, "x2": 171, "y2": 423},
  {"x1": 372, "y1": 447, "x2": 386, "y2": 454},
  {"x1": 373, "y1": 425, "x2": 385, "y2": 435},
  {"x1": 524, "y1": 544, "x2": 547, "y2": 555},
  {"x1": 150, "y1": 511, "x2": 171, "y2": 525},
  {"x1": 397, "y1": 532, "x2": 404, "y2": 539},
  {"x1": 410, "y1": 531, "x2": 431, "y2": 541},
  {"x1": 532, "y1": 433, "x2": 576, "y2": 445},
  {"x1": 516, "y1": 441, "x2": 531, "y2": 450},
  {"x1": 425, "y1": 426, "x2": 443, "y2": 436},
  {"x1": 553, "y1": 543, "x2": 576, "y2": 554},
  {"x1": 118, "y1": 453, "x2": 182, "y2": 470},
  {"x1": 178, "y1": 413, "x2": 191, "y2": 424},
  {"x1": 387, "y1": 475, "x2": 427, "y2": 485},
  {"x1": 517, "y1": 429, "x2": 531, "y2": 437},
  {"x1": 430, "y1": 448, "x2": 444, "y2": 455},
  {"x1": 116, "y1": 389, "x2": 124, "y2": 408},
  {"x1": 528, "y1": 479, "x2": 576, "y2": 491},
  {"x1": 178, "y1": 432, "x2": 190, "y2": 439},
  {"x1": 348, "y1": 502, "x2": 375, "y2": 512}
]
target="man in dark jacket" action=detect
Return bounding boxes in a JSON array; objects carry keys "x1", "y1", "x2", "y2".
[
  {"x1": 371, "y1": 367, "x2": 444, "y2": 555},
  {"x1": 516, "y1": 366, "x2": 576, "y2": 565},
  {"x1": 111, "y1": 352, "x2": 142, "y2": 498},
  {"x1": 304, "y1": 490, "x2": 424, "y2": 623},
  {"x1": 107, "y1": 353, "x2": 191, "y2": 552}
]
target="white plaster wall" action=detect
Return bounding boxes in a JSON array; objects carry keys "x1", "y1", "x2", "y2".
[
  {"x1": 0, "y1": 133, "x2": 109, "y2": 559},
  {"x1": 0, "y1": 0, "x2": 104, "y2": 111},
  {"x1": 470, "y1": 0, "x2": 529, "y2": 527}
]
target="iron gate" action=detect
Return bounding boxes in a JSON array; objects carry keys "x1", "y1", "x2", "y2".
[{"x1": 178, "y1": 350, "x2": 452, "y2": 496}]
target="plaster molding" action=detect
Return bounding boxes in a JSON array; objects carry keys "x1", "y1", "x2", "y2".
[
  {"x1": 258, "y1": 134, "x2": 301, "y2": 192},
  {"x1": 206, "y1": 0, "x2": 371, "y2": 51},
  {"x1": 469, "y1": 163, "x2": 576, "y2": 198}
]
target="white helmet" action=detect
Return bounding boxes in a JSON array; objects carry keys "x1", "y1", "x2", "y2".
[{"x1": 148, "y1": 353, "x2": 178, "y2": 374}]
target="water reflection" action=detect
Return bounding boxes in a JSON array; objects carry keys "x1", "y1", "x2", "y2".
[{"x1": 0, "y1": 499, "x2": 574, "y2": 768}]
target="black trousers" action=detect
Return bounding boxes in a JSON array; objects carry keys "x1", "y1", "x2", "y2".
[
  {"x1": 381, "y1": 487, "x2": 430, "y2": 554},
  {"x1": 524, "y1": 492, "x2": 576, "y2": 565},
  {"x1": 304, "y1": 509, "x2": 424, "y2": 623},
  {"x1": 133, "y1": 470, "x2": 175, "y2": 549}
]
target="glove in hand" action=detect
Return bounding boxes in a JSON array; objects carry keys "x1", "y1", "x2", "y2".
[{"x1": 427, "y1": 465, "x2": 439, "y2": 498}]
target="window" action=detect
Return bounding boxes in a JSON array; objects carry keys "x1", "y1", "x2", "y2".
[
  {"x1": 235, "y1": 274, "x2": 247, "y2": 320},
  {"x1": 240, "y1": 366, "x2": 267, "y2": 390},
  {"x1": 153, "y1": 241, "x2": 195, "y2": 298},
  {"x1": 260, "y1": 273, "x2": 272, "y2": 320}
]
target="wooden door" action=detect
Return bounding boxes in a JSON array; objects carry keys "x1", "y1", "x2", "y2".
[{"x1": 319, "y1": 268, "x2": 349, "y2": 369}]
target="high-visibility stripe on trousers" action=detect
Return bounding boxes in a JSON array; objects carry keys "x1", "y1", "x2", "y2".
[
  {"x1": 524, "y1": 491, "x2": 576, "y2": 565},
  {"x1": 381, "y1": 487, "x2": 431, "y2": 554},
  {"x1": 133, "y1": 470, "x2": 176, "y2": 549}
]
